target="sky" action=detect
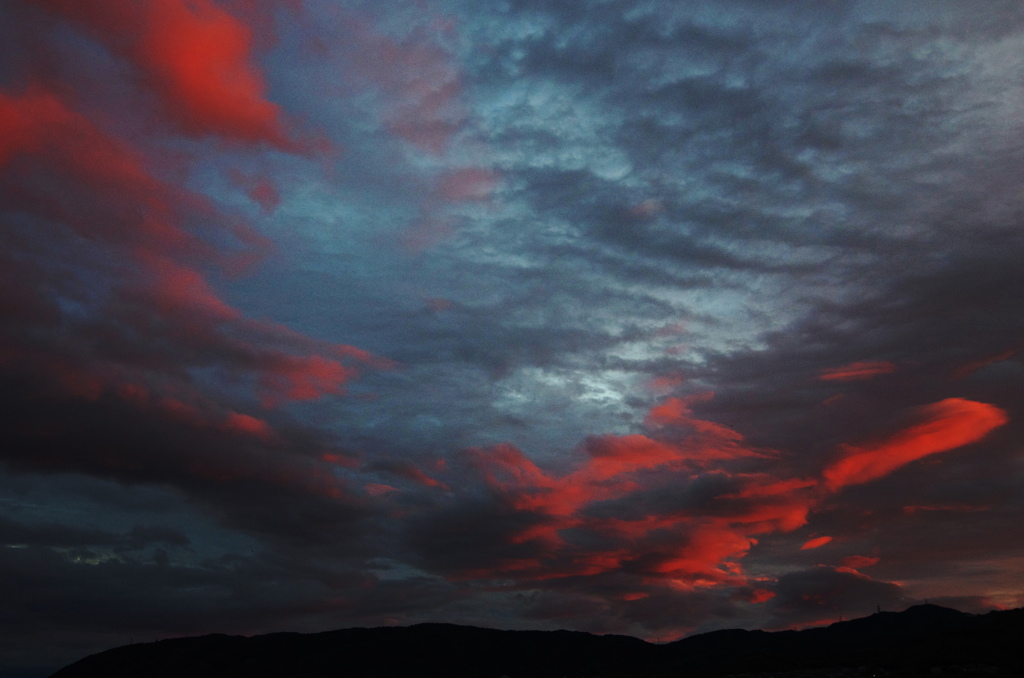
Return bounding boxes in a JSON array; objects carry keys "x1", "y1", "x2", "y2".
[{"x1": 2, "y1": 0, "x2": 1024, "y2": 675}]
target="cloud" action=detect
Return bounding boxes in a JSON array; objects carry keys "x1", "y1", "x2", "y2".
[
  {"x1": 339, "y1": 10, "x2": 464, "y2": 156},
  {"x1": 229, "y1": 169, "x2": 282, "y2": 214},
  {"x1": 0, "y1": 4, "x2": 400, "y2": 583},
  {"x1": 405, "y1": 392, "x2": 1009, "y2": 622},
  {"x1": 0, "y1": 378, "x2": 370, "y2": 547},
  {"x1": 413, "y1": 408, "x2": 766, "y2": 585},
  {"x1": 299, "y1": 5, "x2": 499, "y2": 250},
  {"x1": 818, "y1": 361, "x2": 898, "y2": 382},
  {"x1": 0, "y1": 516, "x2": 189, "y2": 552},
  {"x1": 5, "y1": 0, "x2": 1024, "y2": 671},
  {"x1": 766, "y1": 566, "x2": 911, "y2": 628},
  {"x1": 0, "y1": 517, "x2": 402, "y2": 672},
  {"x1": 366, "y1": 459, "x2": 450, "y2": 491},
  {"x1": 840, "y1": 555, "x2": 880, "y2": 570},
  {"x1": 800, "y1": 536, "x2": 833, "y2": 550},
  {"x1": 32, "y1": 0, "x2": 297, "y2": 146},
  {"x1": 0, "y1": 82, "x2": 386, "y2": 411},
  {"x1": 822, "y1": 399, "x2": 1008, "y2": 491},
  {"x1": 954, "y1": 349, "x2": 1019, "y2": 380}
]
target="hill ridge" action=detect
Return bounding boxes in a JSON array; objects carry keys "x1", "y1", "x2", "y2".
[{"x1": 50, "y1": 605, "x2": 1024, "y2": 678}]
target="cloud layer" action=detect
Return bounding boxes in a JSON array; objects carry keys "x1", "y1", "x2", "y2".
[{"x1": 3, "y1": 1, "x2": 1024, "y2": 675}]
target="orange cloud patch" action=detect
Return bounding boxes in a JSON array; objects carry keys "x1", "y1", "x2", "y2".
[
  {"x1": 818, "y1": 360, "x2": 897, "y2": 382},
  {"x1": 800, "y1": 536, "x2": 833, "y2": 550},
  {"x1": 822, "y1": 398, "x2": 1008, "y2": 491}
]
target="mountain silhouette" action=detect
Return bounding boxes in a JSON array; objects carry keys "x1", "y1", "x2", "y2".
[{"x1": 49, "y1": 604, "x2": 1024, "y2": 677}]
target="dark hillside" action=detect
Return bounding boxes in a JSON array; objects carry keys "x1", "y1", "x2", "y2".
[{"x1": 50, "y1": 605, "x2": 1024, "y2": 678}]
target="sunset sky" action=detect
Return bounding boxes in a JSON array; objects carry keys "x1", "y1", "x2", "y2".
[{"x1": 3, "y1": 1, "x2": 1024, "y2": 676}]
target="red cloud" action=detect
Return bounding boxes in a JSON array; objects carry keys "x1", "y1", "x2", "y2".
[
  {"x1": 727, "y1": 586, "x2": 777, "y2": 605},
  {"x1": 399, "y1": 162, "x2": 499, "y2": 251},
  {"x1": 130, "y1": 254, "x2": 384, "y2": 409},
  {"x1": 0, "y1": 88, "x2": 193, "y2": 253},
  {"x1": 818, "y1": 360, "x2": 897, "y2": 382},
  {"x1": 319, "y1": 8, "x2": 497, "y2": 250},
  {"x1": 727, "y1": 496, "x2": 813, "y2": 534},
  {"x1": 800, "y1": 536, "x2": 833, "y2": 550},
  {"x1": 457, "y1": 395, "x2": 1008, "y2": 595},
  {"x1": 25, "y1": 381, "x2": 362, "y2": 509},
  {"x1": 645, "y1": 397, "x2": 691, "y2": 426},
  {"x1": 822, "y1": 398, "x2": 1008, "y2": 491},
  {"x1": 463, "y1": 398, "x2": 814, "y2": 587},
  {"x1": 0, "y1": 87, "x2": 67, "y2": 163},
  {"x1": 339, "y1": 11, "x2": 463, "y2": 155},
  {"x1": 0, "y1": 80, "x2": 389, "y2": 518},
  {"x1": 648, "y1": 373, "x2": 685, "y2": 394},
  {"x1": 646, "y1": 524, "x2": 756, "y2": 585},
  {"x1": 222, "y1": 411, "x2": 275, "y2": 439},
  {"x1": 954, "y1": 349, "x2": 1018, "y2": 379},
  {"x1": 583, "y1": 434, "x2": 690, "y2": 479},
  {"x1": 401, "y1": 466, "x2": 449, "y2": 490},
  {"x1": 841, "y1": 555, "x2": 880, "y2": 570},
  {"x1": 644, "y1": 394, "x2": 746, "y2": 451},
  {"x1": 259, "y1": 355, "x2": 359, "y2": 406},
  {"x1": 32, "y1": 0, "x2": 295, "y2": 146},
  {"x1": 646, "y1": 394, "x2": 710, "y2": 426},
  {"x1": 365, "y1": 483, "x2": 399, "y2": 497},
  {"x1": 321, "y1": 453, "x2": 359, "y2": 468},
  {"x1": 230, "y1": 169, "x2": 282, "y2": 214}
]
